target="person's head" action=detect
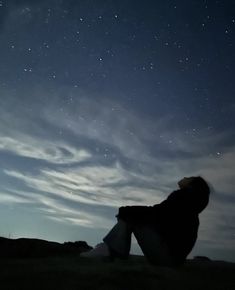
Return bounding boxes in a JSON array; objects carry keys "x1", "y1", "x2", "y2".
[
  {"x1": 178, "y1": 176, "x2": 210, "y2": 213},
  {"x1": 178, "y1": 177, "x2": 196, "y2": 189},
  {"x1": 178, "y1": 176, "x2": 209, "y2": 192}
]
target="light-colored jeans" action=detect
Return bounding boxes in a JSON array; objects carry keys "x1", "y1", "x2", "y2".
[{"x1": 103, "y1": 220, "x2": 173, "y2": 266}]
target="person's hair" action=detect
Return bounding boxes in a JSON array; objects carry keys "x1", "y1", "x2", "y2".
[
  {"x1": 189, "y1": 176, "x2": 210, "y2": 195},
  {"x1": 189, "y1": 176, "x2": 210, "y2": 212}
]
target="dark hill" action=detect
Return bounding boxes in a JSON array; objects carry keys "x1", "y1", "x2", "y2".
[
  {"x1": 0, "y1": 237, "x2": 235, "y2": 289},
  {"x1": 0, "y1": 237, "x2": 92, "y2": 258},
  {"x1": 0, "y1": 255, "x2": 235, "y2": 290}
]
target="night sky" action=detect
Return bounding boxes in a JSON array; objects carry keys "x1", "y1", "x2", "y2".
[{"x1": 0, "y1": 0, "x2": 235, "y2": 262}]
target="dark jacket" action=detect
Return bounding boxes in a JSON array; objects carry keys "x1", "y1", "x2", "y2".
[{"x1": 117, "y1": 188, "x2": 209, "y2": 265}]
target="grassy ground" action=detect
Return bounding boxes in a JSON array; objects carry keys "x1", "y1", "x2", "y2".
[{"x1": 0, "y1": 255, "x2": 235, "y2": 290}]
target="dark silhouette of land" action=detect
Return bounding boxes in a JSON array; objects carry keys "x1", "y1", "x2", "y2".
[
  {"x1": 0, "y1": 249, "x2": 234, "y2": 290},
  {"x1": 0, "y1": 236, "x2": 92, "y2": 258},
  {"x1": 0, "y1": 237, "x2": 234, "y2": 290}
]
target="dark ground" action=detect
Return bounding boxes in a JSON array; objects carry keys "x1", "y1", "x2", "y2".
[{"x1": 0, "y1": 255, "x2": 235, "y2": 290}]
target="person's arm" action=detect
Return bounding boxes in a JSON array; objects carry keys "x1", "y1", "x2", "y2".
[{"x1": 116, "y1": 205, "x2": 157, "y2": 224}]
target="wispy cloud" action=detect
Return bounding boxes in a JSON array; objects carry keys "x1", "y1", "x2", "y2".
[
  {"x1": 0, "y1": 136, "x2": 91, "y2": 164},
  {"x1": 1, "y1": 188, "x2": 113, "y2": 230},
  {"x1": 36, "y1": 195, "x2": 113, "y2": 229},
  {"x1": 4, "y1": 162, "x2": 163, "y2": 208},
  {"x1": 0, "y1": 191, "x2": 32, "y2": 204}
]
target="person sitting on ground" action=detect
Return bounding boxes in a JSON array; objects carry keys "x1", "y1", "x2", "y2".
[{"x1": 81, "y1": 176, "x2": 210, "y2": 267}]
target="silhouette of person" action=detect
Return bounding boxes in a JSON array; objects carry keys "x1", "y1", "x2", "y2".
[{"x1": 81, "y1": 176, "x2": 210, "y2": 266}]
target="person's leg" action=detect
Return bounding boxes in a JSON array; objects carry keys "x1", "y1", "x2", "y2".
[
  {"x1": 81, "y1": 220, "x2": 132, "y2": 258},
  {"x1": 103, "y1": 220, "x2": 132, "y2": 258},
  {"x1": 133, "y1": 225, "x2": 173, "y2": 266}
]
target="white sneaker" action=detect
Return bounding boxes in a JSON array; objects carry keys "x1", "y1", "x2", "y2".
[{"x1": 80, "y1": 242, "x2": 110, "y2": 258}]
